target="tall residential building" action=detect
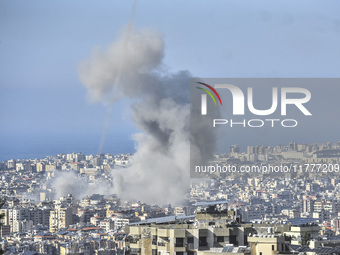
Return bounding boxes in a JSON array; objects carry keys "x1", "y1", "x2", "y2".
[
  {"x1": 36, "y1": 162, "x2": 45, "y2": 172},
  {"x1": 45, "y1": 164, "x2": 56, "y2": 172},
  {"x1": 230, "y1": 145, "x2": 240, "y2": 154},
  {"x1": 302, "y1": 197, "x2": 315, "y2": 214},
  {"x1": 8, "y1": 207, "x2": 30, "y2": 233},
  {"x1": 125, "y1": 201, "x2": 252, "y2": 255},
  {"x1": 49, "y1": 206, "x2": 72, "y2": 233},
  {"x1": 6, "y1": 159, "x2": 16, "y2": 169}
]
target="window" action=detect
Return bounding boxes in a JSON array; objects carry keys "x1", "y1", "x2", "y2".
[
  {"x1": 199, "y1": 236, "x2": 208, "y2": 247},
  {"x1": 272, "y1": 245, "x2": 274, "y2": 250},
  {"x1": 187, "y1": 237, "x2": 194, "y2": 243},
  {"x1": 175, "y1": 238, "x2": 184, "y2": 247},
  {"x1": 260, "y1": 252, "x2": 262, "y2": 255},
  {"x1": 229, "y1": 235, "x2": 237, "y2": 245},
  {"x1": 152, "y1": 235, "x2": 157, "y2": 245},
  {"x1": 216, "y1": 236, "x2": 224, "y2": 242}
]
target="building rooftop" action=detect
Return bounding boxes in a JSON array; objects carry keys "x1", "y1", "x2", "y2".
[
  {"x1": 193, "y1": 200, "x2": 228, "y2": 207},
  {"x1": 129, "y1": 215, "x2": 195, "y2": 226}
]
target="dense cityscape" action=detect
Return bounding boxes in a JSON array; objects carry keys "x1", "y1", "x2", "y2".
[{"x1": 1, "y1": 141, "x2": 340, "y2": 254}]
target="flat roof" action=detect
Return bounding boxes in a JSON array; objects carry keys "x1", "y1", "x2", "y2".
[
  {"x1": 289, "y1": 218, "x2": 318, "y2": 226},
  {"x1": 193, "y1": 200, "x2": 228, "y2": 206},
  {"x1": 129, "y1": 215, "x2": 195, "y2": 226}
]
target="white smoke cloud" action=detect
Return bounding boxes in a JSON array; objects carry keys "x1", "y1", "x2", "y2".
[
  {"x1": 78, "y1": 25, "x2": 214, "y2": 205},
  {"x1": 78, "y1": 26, "x2": 164, "y2": 103},
  {"x1": 50, "y1": 171, "x2": 112, "y2": 200},
  {"x1": 113, "y1": 98, "x2": 190, "y2": 204}
]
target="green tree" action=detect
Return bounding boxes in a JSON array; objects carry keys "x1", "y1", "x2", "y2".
[
  {"x1": 0, "y1": 198, "x2": 6, "y2": 255},
  {"x1": 301, "y1": 232, "x2": 311, "y2": 246}
]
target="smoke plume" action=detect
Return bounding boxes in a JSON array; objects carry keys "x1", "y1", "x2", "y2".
[
  {"x1": 50, "y1": 171, "x2": 112, "y2": 200},
  {"x1": 78, "y1": 26, "x2": 214, "y2": 205}
]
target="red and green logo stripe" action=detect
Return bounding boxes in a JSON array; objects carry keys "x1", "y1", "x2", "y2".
[{"x1": 196, "y1": 82, "x2": 222, "y2": 106}]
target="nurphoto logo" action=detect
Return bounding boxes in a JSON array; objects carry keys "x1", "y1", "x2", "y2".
[{"x1": 196, "y1": 81, "x2": 312, "y2": 128}]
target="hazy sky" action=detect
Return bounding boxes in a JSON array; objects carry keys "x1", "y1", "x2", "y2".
[{"x1": 1, "y1": 0, "x2": 340, "y2": 159}]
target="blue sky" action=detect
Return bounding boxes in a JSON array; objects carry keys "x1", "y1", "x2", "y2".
[{"x1": 1, "y1": 0, "x2": 340, "y2": 159}]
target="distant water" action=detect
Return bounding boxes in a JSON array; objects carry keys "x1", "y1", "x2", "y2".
[{"x1": 0, "y1": 133, "x2": 135, "y2": 161}]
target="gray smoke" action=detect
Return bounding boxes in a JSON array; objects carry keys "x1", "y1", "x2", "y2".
[
  {"x1": 79, "y1": 26, "x2": 165, "y2": 103},
  {"x1": 78, "y1": 26, "x2": 216, "y2": 205},
  {"x1": 50, "y1": 171, "x2": 112, "y2": 200}
]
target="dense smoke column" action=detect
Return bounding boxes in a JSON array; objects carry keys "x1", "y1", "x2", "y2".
[{"x1": 78, "y1": 26, "x2": 217, "y2": 205}]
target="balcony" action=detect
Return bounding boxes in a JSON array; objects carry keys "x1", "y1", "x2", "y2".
[
  {"x1": 213, "y1": 228, "x2": 229, "y2": 236},
  {"x1": 214, "y1": 241, "x2": 227, "y2": 247},
  {"x1": 199, "y1": 241, "x2": 209, "y2": 251},
  {"x1": 174, "y1": 243, "x2": 186, "y2": 252},
  {"x1": 187, "y1": 243, "x2": 195, "y2": 250},
  {"x1": 157, "y1": 242, "x2": 170, "y2": 251},
  {"x1": 129, "y1": 248, "x2": 141, "y2": 254},
  {"x1": 129, "y1": 241, "x2": 141, "y2": 249}
]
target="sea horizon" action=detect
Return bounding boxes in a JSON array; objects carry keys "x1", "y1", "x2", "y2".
[{"x1": 0, "y1": 133, "x2": 135, "y2": 162}]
